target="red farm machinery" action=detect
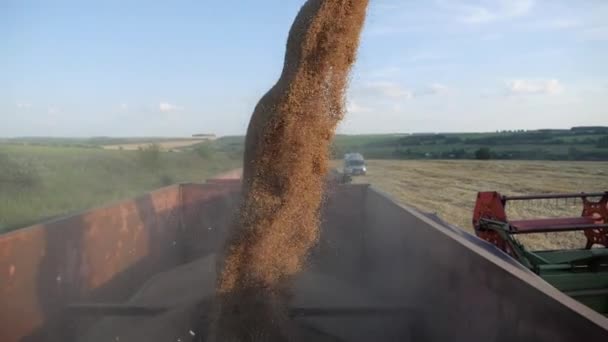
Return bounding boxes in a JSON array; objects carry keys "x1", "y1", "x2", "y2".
[{"x1": 473, "y1": 191, "x2": 608, "y2": 316}]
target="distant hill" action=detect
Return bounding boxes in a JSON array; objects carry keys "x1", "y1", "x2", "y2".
[
  {"x1": 212, "y1": 127, "x2": 608, "y2": 161},
  {"x1": 3, "y1": 126, "x2": 608, "y2": 161},
  {"x1": 0, "y1": 136, "x2": 210, "y2": 150},
  {"x1": 328, "y1": 127, "x2": 608, "y2": 161}
]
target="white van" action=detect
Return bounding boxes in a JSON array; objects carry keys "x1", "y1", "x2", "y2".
[{"x1": 343, "y1": 153, "x2": 367, "y2": 176}]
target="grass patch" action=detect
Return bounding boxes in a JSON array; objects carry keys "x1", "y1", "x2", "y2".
[
  {"x1": 0, "y1": 152, "x2": 40, "y2": 190},
  {"x1": 0, "y1": 144, "x2": 240, "y2": 232}
]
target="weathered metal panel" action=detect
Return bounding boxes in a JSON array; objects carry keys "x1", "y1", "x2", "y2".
[
  {"x1": 0, "y1": 186, "x2": 184, "y2": 342},
  {"x1": 179, "y1": 181, "x2": 241, "y2": 262},
  {"x1": 313, "y1": 184, "x2": 369, "y2": 281}
]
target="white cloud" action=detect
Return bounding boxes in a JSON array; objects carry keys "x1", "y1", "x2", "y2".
[
  {"x1": 366, "y1": 25, "x2": 424, "y2": 36},
  {"x1": 461, "y1": 6, "x2": 495, "y2": 23},
  {"x1": 159, "y1": 102, "x2": 183, "y2": 113},
  {"x1": 427, "y1": 83, "x2": 450, "y2": 95},
  {"x1": 47, "y1": 106, "x2": 60, "y2": 114},
  {"x1": 437, "y1": 0, "x2": 535, "y2": 24},
  {"x1": 355, "y1": 81, "x2": 450, "y2": 101},
  {"x1": 347, "y1": 101, "x2": 371, "y2": 114},
  {"x1": 390, "y1": 103, "x2": 404, "y2": 113},
  {"x1": 581, "y1": 26, "x2": 608, "y2": 41},
  {"x1": 507, "y1": 79, "x2": 563, "y2": 95},
  {"x1": 503, "y1": 0, "x2": 535, "y2": 17},
  {"x1": 364, "y1": 81, "x2": 414, "y2": 100},
  {"x1": 365, "y1": 2, "x2": 425, "y2": 36},
  {"x1": 480, "y1": 33, "x2": 502, "y2": 41},
  {"x1": 531, "y1": 18, "x2": 581, "y2": 30},
  {"x1": 374, "y1": 3, "x2": 402, "y2": 12},
  {"x1": 120, "y1": 103, "x2": 128, "y2": 110},
  {"x1": 367, "y1": 66, "x2": 402, "y2": 78},
  {"x1": 408, "y1": 53, "x2": 443, "y2": 62},
  {"x1": 17, "y1": 103, "x2": 32, "y2": 109}
]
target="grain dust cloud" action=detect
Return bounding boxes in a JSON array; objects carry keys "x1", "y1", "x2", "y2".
[{"x1": 208, "y1": 0, "x2": 369, "y2": 341}]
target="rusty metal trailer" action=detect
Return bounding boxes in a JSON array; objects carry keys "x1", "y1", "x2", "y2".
[{"x1": 1, "y1": 176, "x2": 608, "y2": 341}]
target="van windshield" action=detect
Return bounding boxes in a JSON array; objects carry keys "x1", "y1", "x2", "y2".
[{"x1": 346, "y1": 160, "x2": 365, "y2": 166}]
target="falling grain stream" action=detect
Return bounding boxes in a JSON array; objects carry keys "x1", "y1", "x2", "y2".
[{"x1": 208, "y1": 1, "x2": 369, "y2": 341}]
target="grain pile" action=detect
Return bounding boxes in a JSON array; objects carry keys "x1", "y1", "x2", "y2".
[{"x1": 208, "y1": 0, "x2": 369, "y2": 341}]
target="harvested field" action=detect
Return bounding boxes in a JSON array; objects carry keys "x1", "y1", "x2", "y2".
[{"x1": 349, "y1": 160, "x2": 608, "y2": 250}]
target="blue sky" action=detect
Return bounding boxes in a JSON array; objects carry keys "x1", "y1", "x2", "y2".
[{"x1": 1, "y1": 0, "x2": 607, "y2": 137}]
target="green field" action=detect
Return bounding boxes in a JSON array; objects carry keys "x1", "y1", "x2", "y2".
[
  {"x1": 2, "y1": 127, "x2": 607, "y2": 232},
  {"x1": 209, "y1": 128, "x2": 608, "y2": 162},
  {"x1": 0, "y1": 136, "x2": 211, "y2": 148},
  {"x1": 330, "y1": 128, "x2": 608, "y2": 161},
  {"x1": 0, "y1": 143, "x2": 240, "y2": 232}
]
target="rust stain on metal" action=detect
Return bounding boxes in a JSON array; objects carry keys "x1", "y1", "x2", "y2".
[
  {"x1": 0, "y1": 184, "x2": 201, "y2": 342},
  {"x1": 79, "y1": 202, "x2": 152, "y2": 290},
  {"x1": 0, "y1": 226, "x2": 48, "y2": 342}
]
